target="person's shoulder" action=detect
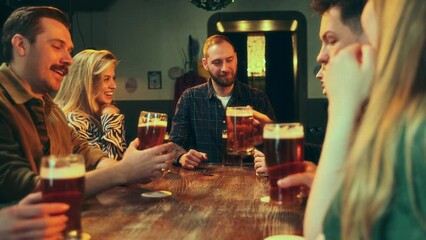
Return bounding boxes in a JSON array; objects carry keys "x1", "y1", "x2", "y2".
[
  {"x1": 237, "y1": 81, "x2": 266, "y2": 96},
  {"x1": 190, "y1": 81, "x2": 209, "y2": 91},
  {"x1": 0, "y1": 80, "x2": 9, "y2": 103},
  {"x1": 237, "y1": 81, "x2": 263, "y2": 92},
  {"x1": 66, "y1": 111, "x2": 92, "y2": 123},
  {"x1": 181, "y1": 82, "x2": 208, "y2": 97},
  {"x1": 66, "y1": 110, "x2": 87, "y2": 117},
  {"x1": 414, "y1": 117, "x2": 426, "y2": 156},
  {"x1": 403, "y1": 115, "x2": 426, "y2": 142},
  {"x1": 0, "y1": 65, "x2": 24, "y2": 105},
  {"x1": 419, "y1": 116, "x2": 426, "y2": 129},
  {"x1": 397, "y1": 116, "x2": 426, "y2": 167},
  {"x1": 0, "y1": 88, "x2": 12, "y2": 115}
]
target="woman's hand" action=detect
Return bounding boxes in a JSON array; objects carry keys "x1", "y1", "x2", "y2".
[{"x1": 100, "y1": 104, "x2": 120, "y2": 115}]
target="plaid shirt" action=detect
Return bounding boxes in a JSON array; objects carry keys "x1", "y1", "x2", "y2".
[{"x1": 170, "y1": 79, "x2": 276, "y2": 164}]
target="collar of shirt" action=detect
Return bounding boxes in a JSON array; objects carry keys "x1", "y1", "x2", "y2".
[
  {"x1": 206, "y1": 78, "x2": 243, "y2": 103},
  {"x1": 0, "y1": 63, "x2": 33, "y2": 104},
  {"x1": 0, "y1": 63, "x2": 55, "y2": 114}
]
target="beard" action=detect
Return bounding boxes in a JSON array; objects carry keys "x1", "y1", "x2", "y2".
[{"x1": 208, "y1": 69, "x2": 236, "y2": 87}]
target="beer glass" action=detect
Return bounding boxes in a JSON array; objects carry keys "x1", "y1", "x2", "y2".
[
  {"x1": 263, "y1": 123, "x2": 305, "y2": 205},
  {"x1": 222, "y1": 129, "x2": 242, "y2": 166},
  {"x1": 226, "y1": 106, "x2": 254, "y2": 156},
  {"x1": 40, "y1": 154, "x2": 86, "y2": 239},
  {"x1": 138, "y1": 111, "x2": 168, "y2": 150}
]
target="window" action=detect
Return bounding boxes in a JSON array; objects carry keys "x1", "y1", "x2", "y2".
[{"x1": 247, "y1": 34, "x2": 266, "y2": 90}]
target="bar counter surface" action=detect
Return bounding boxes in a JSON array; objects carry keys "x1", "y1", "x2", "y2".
[{"x1": 82, "y1": 164, "x2": 305, "y2": 240}]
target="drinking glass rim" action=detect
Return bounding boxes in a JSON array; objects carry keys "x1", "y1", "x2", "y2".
[
  {"x1": 225, "y1": 106, "x2": 253, "y2": 116},
  {"x1": 264, "y1": 122, "x2": 302, "y2": 127},
  {"x1": 225, "y1": 105, "x2": 253, "y2": 110},
  {"x1": 139, "y1": 111, "x2": 168, "y2": 125},
  {"x1": 40, "y1": 154, "x2": 85, "y2": 178},
  {"x1": 263, "y1": 122, "x2": 304, "y2": 138},
  {"x1": 41, "y1": 154, "x2": 85, "y2": 163},
  {"x1": 139, "y1": 111, "x2": 168, "y2": 116}
]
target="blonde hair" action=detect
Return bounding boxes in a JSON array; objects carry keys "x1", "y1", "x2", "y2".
[
  {"x1": 55, "y1": 49, "x2": 118, "y2": 118},
  {"x1": 341, "y1": 0, "x2": 426, "y2": 239}
]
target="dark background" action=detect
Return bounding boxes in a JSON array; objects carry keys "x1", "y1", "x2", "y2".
[{"x1": 0, "y1": 0, "x2": 116, "y2": 62}]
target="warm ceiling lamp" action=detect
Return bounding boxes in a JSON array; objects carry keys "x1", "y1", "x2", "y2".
[{"x1": 190, "y1": 0, "x2": 235, "y2": 11}]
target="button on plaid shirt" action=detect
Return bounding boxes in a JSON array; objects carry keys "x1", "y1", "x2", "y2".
[{"x1": 170, "y1": 79, "x2": 276, "y2": 164}]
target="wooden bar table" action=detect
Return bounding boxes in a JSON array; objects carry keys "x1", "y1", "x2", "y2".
[{"x1": 81, "y1": 165, "x2": 306, "y2": 239}]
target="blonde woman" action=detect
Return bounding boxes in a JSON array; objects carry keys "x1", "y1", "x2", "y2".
[
  {"x1": 55, "y1": 49, "x2": 126, "y2": 160},
  {"x1": 306, "y1": 0, "x2": 426, "y2": 239}
]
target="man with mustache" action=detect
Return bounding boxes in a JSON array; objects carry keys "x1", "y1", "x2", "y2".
[
  {"x1": 170, "y1": 34, "x2": 276, "y2": 169},
  {"x1": 0, "y1": 6, "x2": 176, "y2": 204}
]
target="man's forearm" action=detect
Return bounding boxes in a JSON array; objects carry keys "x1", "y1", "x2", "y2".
[
  {"x1": 96, "y1": 157, "x2": 117, "y2": 169},
  {"x1": 84, "y1": 162, "x2": 123, "y2": 199}
]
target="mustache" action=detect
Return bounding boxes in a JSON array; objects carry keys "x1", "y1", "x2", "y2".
[
  {"x1": 51, "y1": 64, "x2": 69, "y2": 76},
  {"x1": 218, "y1": 72, "x2": 233, "y2": 77}
]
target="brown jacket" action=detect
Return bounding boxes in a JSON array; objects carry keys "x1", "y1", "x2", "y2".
[{"x1": 0, "y1": 63, "x2": 106, "y2": 203}]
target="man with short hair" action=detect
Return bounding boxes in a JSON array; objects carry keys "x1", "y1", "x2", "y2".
[
  {"x1": 0, "y1": 6, "x2": 175, "y2": 203},
  {"x1": 313, "y1": 0, "x2": 367, "y2": 95},
  {"x1": 255, "y1": 0, "x2": 368, "y2": 188},
  {"x1": 170, "y1": 34, "x2": 276, "y2": 169},
  {"x1": 304, "y1": 0, "x2": 369, "y2": 238}
]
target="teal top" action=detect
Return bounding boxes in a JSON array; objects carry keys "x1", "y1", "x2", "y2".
[{"x1": 323, "y1": 120, "x2": 426, "y2": 239}]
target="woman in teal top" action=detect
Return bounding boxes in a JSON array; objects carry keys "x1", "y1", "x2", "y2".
[
  {"x1": 323, "y1": 122, "x2": 426, "y2": 239},
  {"x1": 307, "y1": 0, "x2": 426, "y2": 239}
]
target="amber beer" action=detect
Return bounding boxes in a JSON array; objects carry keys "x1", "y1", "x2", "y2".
[
  {"x1": 138, "y1": 123, "x2": 167, "y2": 149},
  {"x1": 263, "y1": 123, "x2": 305, "y2": 204},
  {"x1": 137, "y1": 111, "x2": 167, "y2": 150},
  {"x1": 222, "y1": 130, "x2": 242, "y2": 166},
  {"x1": 40, "y1": 155, "x2": 85, "y2": 238},
  {"x1": 226, "y1": 106, "x2": 254, "y2": 156}
]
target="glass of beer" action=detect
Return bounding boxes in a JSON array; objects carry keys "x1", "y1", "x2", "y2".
[
  {"x1": 40, "y1": 154, "x2": 87, "y2": 239},
  {"x1": 222, "y1": 129, "x2": 242, "y2": 166},
  {"x1": 137, "y1": 111, "x2": 168, "y2": 150},
  {"x1": 263, "y1": 123, "x2": 305, "y2": 205},
  {"x1": 226, "y1": 106, "x2": 254, "y2": 156}
]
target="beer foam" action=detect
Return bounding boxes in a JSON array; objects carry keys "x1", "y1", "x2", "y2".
[
  {"x1": 40, "y1": 165, "x2": 85, "y2": 179},
  {"x1": 263, "y1": 125, "x2": 304, "y2": 139},
  {"x1": 226, "y1": 108, "x2": 253, "y2": 117},
  {"x1": 138, "y1": 120, "x2": 167, "y2": 127}
]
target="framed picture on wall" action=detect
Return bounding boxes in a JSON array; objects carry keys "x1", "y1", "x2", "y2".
[{"x1": 148, "y1": 71, "x2": 162, "y2": 89}]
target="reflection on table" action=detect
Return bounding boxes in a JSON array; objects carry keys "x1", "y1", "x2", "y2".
[{"x1": 82, "y1": 164, "x2": 306, "y2": 239}]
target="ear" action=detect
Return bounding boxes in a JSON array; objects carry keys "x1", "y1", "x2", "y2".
[
  {"x1": 11, "y1": 34, "x2": 28, "y2": 57},
  {"x1": 202, "y1": 57, "x2": 208, "y2": 70}
]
